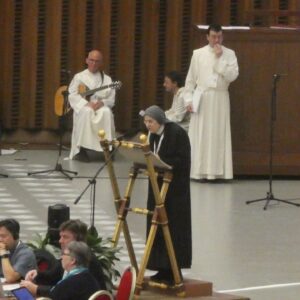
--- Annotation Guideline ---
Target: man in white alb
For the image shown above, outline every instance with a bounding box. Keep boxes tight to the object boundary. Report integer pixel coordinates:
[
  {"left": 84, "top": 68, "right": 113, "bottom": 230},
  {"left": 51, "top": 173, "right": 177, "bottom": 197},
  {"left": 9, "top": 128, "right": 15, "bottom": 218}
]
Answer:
[
  {"left": 68, "top": 49, "right": 115, "bottom": 160},
  {"left": 164, "top": 71, "right": 190, "bottom": 131},
  {"left": 184, "top": 24, "right": 239, "bottom": 180}
]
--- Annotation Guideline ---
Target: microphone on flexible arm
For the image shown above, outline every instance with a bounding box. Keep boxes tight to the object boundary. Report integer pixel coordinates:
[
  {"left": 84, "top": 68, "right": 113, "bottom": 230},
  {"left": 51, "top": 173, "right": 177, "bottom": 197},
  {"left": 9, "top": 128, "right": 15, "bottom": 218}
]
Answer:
[
  {"left": 116, "top": 128, "right": 140, "bottom": 141},
  {"left": 75, "top": 130, "right": 140, "bottom": 206}
]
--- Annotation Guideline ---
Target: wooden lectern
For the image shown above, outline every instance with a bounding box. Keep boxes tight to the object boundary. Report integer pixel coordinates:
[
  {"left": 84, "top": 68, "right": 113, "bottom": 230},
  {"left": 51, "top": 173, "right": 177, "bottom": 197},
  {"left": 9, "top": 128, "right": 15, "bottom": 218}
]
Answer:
[{"left": 99, "top": 130, "right": 184, "bottom": 297}]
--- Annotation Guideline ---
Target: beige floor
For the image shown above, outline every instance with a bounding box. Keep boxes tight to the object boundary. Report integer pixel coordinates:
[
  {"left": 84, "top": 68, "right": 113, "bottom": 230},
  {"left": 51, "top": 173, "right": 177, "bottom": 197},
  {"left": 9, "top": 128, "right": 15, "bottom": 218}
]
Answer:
[{"left": 1, "top": 149, "right": 300, "bottom": 300}]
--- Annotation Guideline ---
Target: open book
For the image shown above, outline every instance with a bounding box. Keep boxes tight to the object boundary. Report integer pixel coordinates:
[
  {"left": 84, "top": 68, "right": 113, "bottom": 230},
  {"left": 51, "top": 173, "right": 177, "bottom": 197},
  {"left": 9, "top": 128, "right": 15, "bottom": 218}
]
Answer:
[{"left": 118, "top": 146, "right": 172, "bottom": 170}]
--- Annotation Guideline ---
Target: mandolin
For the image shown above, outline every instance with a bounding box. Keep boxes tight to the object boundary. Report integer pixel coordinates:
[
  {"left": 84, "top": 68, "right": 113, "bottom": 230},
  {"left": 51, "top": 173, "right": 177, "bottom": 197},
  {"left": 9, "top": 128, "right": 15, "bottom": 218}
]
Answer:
[{"left": 54, "top": 81, "right": 122, "bottom": 116}]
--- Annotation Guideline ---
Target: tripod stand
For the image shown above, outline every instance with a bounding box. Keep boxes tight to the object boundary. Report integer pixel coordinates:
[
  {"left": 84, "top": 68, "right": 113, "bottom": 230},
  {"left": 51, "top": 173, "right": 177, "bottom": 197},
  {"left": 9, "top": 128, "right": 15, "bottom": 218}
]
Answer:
[
  {"left": 74, "top": 145, "right": 117, "bottom": 234},
  {"left": 28, "top": 88, "right": 77, "bottom": 180},
  {"left": 246, "top": 74, "right": 300, "bottom": 210},
  {"left": 0, "top": 125, "right": 8, "bottom": 177}
]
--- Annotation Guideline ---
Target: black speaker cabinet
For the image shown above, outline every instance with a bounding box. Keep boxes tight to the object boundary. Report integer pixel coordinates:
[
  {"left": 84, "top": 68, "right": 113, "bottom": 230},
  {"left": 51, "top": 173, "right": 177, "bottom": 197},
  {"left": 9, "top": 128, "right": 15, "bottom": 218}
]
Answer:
[{"left": 47, "top": 204, "right": 70, "bottom": 246}]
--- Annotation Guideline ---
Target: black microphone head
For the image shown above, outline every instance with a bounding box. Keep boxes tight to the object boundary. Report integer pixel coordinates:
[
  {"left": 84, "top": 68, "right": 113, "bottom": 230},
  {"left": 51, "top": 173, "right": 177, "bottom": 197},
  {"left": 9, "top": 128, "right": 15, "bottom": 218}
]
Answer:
[
  {"left": 61, "top": 69, "right": 71, "bottom": 74},
  {"left": 116, "top": 128, "right": 140, "bottom": 141}
]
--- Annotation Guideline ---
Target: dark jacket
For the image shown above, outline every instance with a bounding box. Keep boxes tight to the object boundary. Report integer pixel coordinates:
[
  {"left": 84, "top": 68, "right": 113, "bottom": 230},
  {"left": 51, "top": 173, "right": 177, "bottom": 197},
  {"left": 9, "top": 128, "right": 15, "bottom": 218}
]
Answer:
[
  {"left": 36, "top": 252, "right": 106, "bottom": 297},
  {"left": 49, "top": 270, "right": 99, "bottom": 300}
]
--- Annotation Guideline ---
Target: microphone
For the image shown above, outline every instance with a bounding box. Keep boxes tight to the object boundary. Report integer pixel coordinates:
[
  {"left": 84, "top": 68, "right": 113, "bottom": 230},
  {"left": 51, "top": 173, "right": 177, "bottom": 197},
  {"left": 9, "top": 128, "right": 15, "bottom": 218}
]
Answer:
[
  {"left": 273, "top": 73, "right": 288, "bottom": 78},
  {"left": 116, "top": 128, "right": 140, "bottom": 141},
  {"left": 61, "top": 69, "right": 71, "bottom": 74}
]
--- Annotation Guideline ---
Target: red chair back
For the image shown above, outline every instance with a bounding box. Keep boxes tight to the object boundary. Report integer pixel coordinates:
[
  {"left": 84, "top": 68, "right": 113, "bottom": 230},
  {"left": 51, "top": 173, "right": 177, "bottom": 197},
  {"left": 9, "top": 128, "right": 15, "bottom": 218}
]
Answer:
[{"left": 115, "top": 266, "right": 136, "bottom": 300}]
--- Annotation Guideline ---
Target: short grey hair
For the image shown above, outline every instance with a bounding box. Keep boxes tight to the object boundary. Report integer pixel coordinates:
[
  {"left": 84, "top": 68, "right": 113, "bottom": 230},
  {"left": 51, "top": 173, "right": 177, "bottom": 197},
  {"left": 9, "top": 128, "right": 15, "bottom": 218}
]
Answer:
[{"left": 66, "top": 241, "right": 91, "bottom": 267}]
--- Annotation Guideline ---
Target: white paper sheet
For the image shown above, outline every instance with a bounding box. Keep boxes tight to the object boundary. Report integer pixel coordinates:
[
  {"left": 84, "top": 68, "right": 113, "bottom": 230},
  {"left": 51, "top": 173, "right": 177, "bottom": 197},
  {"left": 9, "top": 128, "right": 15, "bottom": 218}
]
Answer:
[
  {"left": 1, "top": 149, "right": 18, "bottom": 155},
  {"left": 192, "top": 88, "right": 203, "bottom": 113}
]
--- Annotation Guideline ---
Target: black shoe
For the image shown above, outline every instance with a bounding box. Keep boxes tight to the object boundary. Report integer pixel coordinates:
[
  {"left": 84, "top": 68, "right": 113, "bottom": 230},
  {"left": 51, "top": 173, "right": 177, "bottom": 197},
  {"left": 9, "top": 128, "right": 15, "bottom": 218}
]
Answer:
[
  {"left": 150, "top": 271, "right": 163, "bottom": 282},
  {"left": 74, "top": 148, "right": 90, "bottom": 162},
  {"left": 149, "top": 269, "right": 179, "bottom": 284}
]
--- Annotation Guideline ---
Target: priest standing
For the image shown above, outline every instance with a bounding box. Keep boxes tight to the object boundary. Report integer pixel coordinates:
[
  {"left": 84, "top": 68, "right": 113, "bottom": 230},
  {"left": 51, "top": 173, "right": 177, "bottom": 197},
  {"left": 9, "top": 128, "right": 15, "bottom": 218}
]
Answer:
[{"left": 184, "top": 24, "right": 239, "bottom": 181}]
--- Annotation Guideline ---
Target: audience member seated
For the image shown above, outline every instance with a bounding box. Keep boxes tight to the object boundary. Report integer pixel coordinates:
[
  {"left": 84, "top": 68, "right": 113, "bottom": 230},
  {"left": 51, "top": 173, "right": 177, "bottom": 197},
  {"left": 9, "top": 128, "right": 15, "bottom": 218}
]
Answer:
[
  {"left": 164, "top": 70, "right": 190, "bottom": 131},
  {"left": 50, "top": 241, "right": 100, "bottom": 300},
  {"left": 21, "top": 219, "right": 106, "bottom": 297},
  {"left": 0, "top": 218, "right": 36, "bottom": 283}
]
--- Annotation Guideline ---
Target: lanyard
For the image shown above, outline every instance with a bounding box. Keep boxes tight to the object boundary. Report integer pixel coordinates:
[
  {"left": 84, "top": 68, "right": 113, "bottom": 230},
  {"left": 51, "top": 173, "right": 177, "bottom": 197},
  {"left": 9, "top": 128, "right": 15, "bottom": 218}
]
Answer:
[
  {"left": 153, "top": 133, "right": 164, "bottom": 154},
  {"left": 52, "top": 267, "right": 88, "bottom": 290}
]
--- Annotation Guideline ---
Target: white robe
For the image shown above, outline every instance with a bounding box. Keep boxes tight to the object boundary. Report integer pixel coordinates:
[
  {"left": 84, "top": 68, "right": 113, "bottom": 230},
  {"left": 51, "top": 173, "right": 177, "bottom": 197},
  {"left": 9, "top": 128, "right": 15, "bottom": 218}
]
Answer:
[
  {"left": 165, "top": 87, "right": 190, "bottom": 131},
  {"left": 184, "top": 45, "right": 239, "bottom": 179},
  {"left": 68, "top": 69, "right": 115, "bottom": 159}
]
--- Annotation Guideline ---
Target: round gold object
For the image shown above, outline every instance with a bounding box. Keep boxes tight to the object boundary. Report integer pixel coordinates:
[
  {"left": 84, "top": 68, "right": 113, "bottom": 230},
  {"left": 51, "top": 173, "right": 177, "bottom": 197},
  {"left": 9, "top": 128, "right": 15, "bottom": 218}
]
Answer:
[
  {"left": 139, "top": 134, "right": 147, "bottom": 144},
  {"left": 98, "top": 130, "right": 105, "bottom": 139},
  {"left": 127, "top": 143, "right": 134, "bottom": 148}
]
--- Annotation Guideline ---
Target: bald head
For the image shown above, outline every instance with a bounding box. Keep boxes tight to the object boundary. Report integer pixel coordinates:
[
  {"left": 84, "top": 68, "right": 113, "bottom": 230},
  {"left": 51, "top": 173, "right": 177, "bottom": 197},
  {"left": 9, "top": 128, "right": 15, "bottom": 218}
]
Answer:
[{"left": 86, "top": 50, "right": 103, "bottom": 73}]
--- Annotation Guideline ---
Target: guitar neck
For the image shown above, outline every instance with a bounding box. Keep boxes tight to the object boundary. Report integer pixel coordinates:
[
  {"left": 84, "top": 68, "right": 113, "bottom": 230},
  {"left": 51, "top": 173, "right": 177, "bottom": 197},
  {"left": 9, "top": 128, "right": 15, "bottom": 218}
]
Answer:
[{"left": 80, "top": 84, "right": 112, "bottom": 97}]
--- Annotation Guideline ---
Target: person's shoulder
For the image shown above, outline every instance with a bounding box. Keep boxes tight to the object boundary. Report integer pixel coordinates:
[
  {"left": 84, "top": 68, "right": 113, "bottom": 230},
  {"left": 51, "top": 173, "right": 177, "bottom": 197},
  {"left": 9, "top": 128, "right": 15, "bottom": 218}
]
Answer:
[
  {"left": 13, "top": 241, "right": 35, "bottom": 259},
  {"left": 166, "top": 122, "right": 186, "bottom": 135},
  {"left": 90, "top": 252, "right": 100, "bottom": 265},
  {"left": 222, "top": 45, "right": 236, "bottom": 56},
  {"left": 74, "top": 69, "right": 89, "bottom": 78},
  {"left": 102, "top": 71, "right": 112, "bottom": 81},
  {"left": 72, "top": 270, "right": 98, "bottom": 283},
  {"left": 17, "top": 241, "right": 34, "bottom": 253},
  {"left": 193, "top": 45, "right": 209, "bottom": 55},
  {"left": 176, "top": 87, "right": 185, "bottom": 97}
]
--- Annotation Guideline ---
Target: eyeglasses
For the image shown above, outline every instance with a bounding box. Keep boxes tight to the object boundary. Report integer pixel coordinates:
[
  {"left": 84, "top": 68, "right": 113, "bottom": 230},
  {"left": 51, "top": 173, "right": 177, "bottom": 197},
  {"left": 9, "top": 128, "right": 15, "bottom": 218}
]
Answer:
[{"left": 88, "top": 58, "right": 101, "bottom": 64}]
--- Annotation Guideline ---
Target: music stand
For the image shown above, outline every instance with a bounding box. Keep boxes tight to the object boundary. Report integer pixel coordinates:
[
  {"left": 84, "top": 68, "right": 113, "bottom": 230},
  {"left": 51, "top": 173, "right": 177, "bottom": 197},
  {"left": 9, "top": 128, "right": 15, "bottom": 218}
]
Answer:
[
  {"left": 99, "top": 131, "right": 184, "bottom": 297},
  {"left": 246, "top": 74, "right": 300, "bottom": 210},
  {"left": 28, "top": 77, "right": 77, "bottom": 179}
]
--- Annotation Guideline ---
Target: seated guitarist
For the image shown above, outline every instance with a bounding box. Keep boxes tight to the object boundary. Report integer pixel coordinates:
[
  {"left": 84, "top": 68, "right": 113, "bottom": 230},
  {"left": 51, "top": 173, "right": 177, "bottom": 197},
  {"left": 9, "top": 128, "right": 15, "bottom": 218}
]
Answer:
[{"left": 68, "top": 49, "right": 115, "bottom": 161}]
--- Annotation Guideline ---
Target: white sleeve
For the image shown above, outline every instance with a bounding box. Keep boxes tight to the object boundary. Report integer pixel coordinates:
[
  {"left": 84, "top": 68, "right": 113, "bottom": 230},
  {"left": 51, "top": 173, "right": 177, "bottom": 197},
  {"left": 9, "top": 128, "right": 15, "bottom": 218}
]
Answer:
[
  {"left": 183, "top": 52, "right": 197, "bottom": 106},
  {"left": 169, "top": 92, "right": 188, "bottom": 122},
  {"left": 68, "top": 74, "right": 88, "bottom": 114},
  {"left": 214, "top": 50, "right": 239, "bottom": 83}
]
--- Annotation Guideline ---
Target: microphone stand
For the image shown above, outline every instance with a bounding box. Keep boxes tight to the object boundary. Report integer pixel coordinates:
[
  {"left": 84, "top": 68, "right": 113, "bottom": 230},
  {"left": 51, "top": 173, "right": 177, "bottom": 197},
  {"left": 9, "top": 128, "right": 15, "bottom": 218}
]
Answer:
[
  {"left": 246, "top": 74, "right": 300, "bottom": 210},
  {"left": 0, "top": 150, "right": 8, "bottom": 177},
  {"left": 0, "top": 126, "right": 8, "bottom": 177},
  {"left": 0, "top": 161, "right": 8, "bottom": 178},
  {"left": 28, "top": 72, "right": 77, "bottom": 179},
  {"left": 74, "top": 142, "right": 119, "bottom": 235}
]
